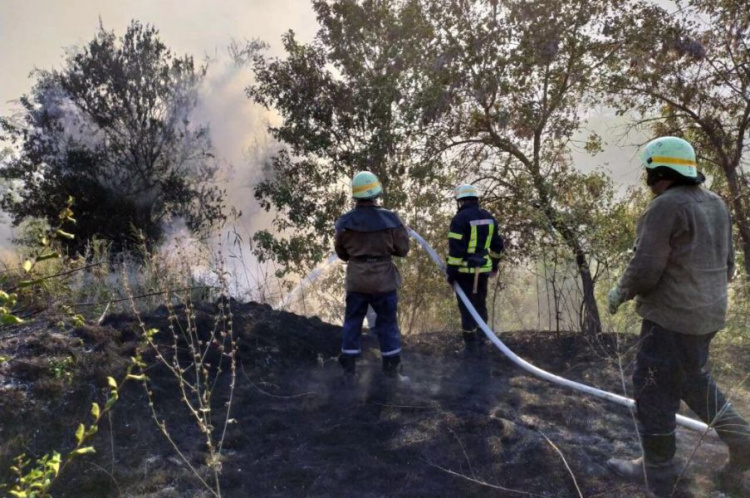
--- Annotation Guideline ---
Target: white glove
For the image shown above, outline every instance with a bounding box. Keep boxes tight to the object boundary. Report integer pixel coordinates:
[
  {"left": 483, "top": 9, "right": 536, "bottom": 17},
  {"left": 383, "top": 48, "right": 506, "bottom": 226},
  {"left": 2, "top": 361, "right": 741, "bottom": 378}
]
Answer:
[{"left": 608, "top": 286, "right": 623, "bottom": 315}]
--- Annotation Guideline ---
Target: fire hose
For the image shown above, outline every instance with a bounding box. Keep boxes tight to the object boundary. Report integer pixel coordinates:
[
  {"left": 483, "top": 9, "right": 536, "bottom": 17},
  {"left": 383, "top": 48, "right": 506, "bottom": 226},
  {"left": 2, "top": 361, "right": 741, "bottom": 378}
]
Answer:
[
  {"left": 406, "top": 228, "right": 710, "bottom": 433},
  {"left": 278, "top": 228, "right": 711, "bottom": 433}
]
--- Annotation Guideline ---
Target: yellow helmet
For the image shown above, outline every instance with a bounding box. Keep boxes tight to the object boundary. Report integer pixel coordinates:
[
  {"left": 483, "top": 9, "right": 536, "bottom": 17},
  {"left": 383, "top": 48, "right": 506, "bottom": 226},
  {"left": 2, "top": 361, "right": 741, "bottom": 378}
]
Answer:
[
  {"left": 351, "top": 171, "right": 383, "bottom": 199},
  {"left": 455, "top": 184, "right": 479, "bottom": 200}
]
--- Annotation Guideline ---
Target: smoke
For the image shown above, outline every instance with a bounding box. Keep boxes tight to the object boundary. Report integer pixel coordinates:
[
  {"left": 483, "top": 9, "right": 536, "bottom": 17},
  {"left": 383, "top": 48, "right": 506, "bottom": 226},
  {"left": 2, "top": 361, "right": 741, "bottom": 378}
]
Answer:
[{"left": 180, "top": 44, "right": 285, "bottom": 299}]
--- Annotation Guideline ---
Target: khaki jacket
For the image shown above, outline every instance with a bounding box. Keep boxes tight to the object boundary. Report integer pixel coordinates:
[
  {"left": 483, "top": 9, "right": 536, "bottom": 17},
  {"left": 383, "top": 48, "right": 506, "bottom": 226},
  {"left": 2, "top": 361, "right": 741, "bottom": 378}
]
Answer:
[
  {"left": 618, "top": 185, "right": 734, "bottom": 335},
  {"left": 334, "top": 201, "right": 410, "bottom": 294}
]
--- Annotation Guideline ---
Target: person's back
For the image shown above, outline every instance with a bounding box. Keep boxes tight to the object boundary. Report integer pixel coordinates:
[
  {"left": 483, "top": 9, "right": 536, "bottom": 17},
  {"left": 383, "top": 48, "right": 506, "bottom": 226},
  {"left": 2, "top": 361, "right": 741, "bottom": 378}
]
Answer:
[
  {"left": 618, "top": 184, "right": 734, "bottom": 335},
  {"left": 335, "top": 201, "right": 409, "bottom": 294},
  {"left": 446, "top": 184, "right": 504, "bottom": 355},
  {"left": 334, "top": 171, "right": 410, "bottom": 382}
]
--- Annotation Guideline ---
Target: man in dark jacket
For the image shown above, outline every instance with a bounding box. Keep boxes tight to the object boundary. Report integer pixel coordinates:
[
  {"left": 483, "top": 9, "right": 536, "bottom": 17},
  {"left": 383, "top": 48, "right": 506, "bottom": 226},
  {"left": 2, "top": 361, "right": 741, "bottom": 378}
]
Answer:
[
  {"left": 334, "top": 171, "right": 410, "bottom": 380},
  {"left": 607, "top": 137, "right": 750, "bottom": 496},
  {"left": 446, "top": 184, "right": 504, "bottom": 355}
]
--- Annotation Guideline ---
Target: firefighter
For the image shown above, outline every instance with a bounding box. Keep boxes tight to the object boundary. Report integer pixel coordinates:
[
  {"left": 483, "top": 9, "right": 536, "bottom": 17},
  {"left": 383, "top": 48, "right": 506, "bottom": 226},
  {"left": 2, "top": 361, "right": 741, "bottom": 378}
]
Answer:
[
  {"left": 446, "top": 184, "right": 504, "bottom": 356},
  {"left": 607, "top": 137, "right": 750, "bottom": 496},
  {"left": 334, "top": 171, "right": 410, "bottom": 381}
]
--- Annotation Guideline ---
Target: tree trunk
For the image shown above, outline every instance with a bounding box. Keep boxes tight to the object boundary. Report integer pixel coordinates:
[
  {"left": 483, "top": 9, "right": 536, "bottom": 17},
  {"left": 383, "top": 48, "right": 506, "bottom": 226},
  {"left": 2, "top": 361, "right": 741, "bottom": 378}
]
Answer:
[
  {"left": 724, "top": 164, "right": 750, "bottom": 277},
  {"left": 574, "top": 247, "right": 602, "bottom": 338}
]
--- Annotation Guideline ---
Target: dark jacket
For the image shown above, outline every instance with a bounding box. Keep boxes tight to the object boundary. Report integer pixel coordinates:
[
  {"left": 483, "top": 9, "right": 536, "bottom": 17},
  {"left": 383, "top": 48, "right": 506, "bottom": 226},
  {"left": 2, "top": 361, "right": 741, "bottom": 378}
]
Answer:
[
  {"left": 446, "top": 201, "right": 504, "bottom": 277},
  {"left": 617, "top": 185, "right": 734, "bottom": 335},
  {"left": 334, "top": 201, "right": 410, "bottom": 293}
]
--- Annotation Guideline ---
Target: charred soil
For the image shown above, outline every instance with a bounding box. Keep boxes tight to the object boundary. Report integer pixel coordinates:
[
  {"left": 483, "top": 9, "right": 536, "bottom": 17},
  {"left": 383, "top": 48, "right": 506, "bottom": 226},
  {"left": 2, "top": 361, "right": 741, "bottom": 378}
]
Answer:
[{"left": 1, "top": 301, "right": 748, "bottom": 497}]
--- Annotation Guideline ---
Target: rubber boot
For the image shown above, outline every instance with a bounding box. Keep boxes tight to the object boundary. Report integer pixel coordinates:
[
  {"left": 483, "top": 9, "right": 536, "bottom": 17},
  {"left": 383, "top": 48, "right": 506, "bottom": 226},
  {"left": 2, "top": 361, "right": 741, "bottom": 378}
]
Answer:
[
  {"left": 714, "top": 407, "right": 750, "bottom": 494},
  {"left": 382, "top": 354, "right": 401, "bottom": 378},
  {"left": 607, "top": 434, "right": 677, "bottom": 497},
  {"left": 338, "top": 354, "right": 357, "bottom": 386}
]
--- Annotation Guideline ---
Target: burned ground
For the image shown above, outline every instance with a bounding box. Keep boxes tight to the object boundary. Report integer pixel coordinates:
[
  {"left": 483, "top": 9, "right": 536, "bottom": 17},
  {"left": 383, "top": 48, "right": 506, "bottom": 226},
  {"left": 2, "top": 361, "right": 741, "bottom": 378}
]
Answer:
[{"left": 0, "top": 301, "right": 748, "bottom": 497}]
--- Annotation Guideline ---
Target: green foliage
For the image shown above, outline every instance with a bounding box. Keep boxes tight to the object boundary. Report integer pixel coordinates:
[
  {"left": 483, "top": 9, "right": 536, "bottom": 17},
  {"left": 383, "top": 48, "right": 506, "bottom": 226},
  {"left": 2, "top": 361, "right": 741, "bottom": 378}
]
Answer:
[
  {"left": 0, "top": 197, "right": 80, "bottom": 329},
  {"left": 0, "top": 20, "right": 226, "bottom": 256},
  {"left": 250, "top": 0, "right": 628, "bottom": 336},
  {"left": 607, "top": 0, "right": 750, "bottom": 276},
  {"left": 47, "top": 356, "right": 74, "bottom": 383},
  {"left": 3, "top": 376, "right": 125, "bottom": 497}
]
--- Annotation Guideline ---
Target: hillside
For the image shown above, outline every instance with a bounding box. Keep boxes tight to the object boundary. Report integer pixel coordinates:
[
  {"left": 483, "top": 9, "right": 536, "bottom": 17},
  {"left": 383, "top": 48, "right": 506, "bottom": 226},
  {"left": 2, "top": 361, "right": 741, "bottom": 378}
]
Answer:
[{"left": 1, "top": 301, "right": 748, "bottom": 497}]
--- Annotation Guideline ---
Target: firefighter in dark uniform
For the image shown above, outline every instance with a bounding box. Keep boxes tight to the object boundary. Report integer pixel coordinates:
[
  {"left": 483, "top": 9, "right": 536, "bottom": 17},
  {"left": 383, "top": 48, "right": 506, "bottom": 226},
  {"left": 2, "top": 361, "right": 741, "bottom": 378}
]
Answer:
[{"left": 446, "top": 184, "right": 504, "bottom": 355}]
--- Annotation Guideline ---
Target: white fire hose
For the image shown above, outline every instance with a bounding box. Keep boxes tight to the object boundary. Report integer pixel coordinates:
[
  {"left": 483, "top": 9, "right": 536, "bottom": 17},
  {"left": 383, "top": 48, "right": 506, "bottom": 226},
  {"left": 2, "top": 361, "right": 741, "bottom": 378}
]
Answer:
[
  {"left": 277, "top": 228, "right": 711, "bottom": 433},
  {"left": 406, "top": 229, "right": 710, "bottom": 433}
]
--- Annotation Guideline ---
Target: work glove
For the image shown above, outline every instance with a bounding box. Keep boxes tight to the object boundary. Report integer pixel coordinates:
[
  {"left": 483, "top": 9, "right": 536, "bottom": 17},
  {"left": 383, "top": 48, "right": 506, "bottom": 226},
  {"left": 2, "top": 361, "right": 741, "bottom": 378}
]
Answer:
[{"left": 608, "top": 286, "right": 623, "bottom": 315}]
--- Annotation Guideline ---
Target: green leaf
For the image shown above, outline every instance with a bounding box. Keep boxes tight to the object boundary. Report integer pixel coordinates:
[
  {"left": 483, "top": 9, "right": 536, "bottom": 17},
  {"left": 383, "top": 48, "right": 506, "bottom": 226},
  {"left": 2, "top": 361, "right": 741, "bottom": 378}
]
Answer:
[
  {"left": 1, "top": 314, "right": 24, "bottom": 325},
  {"left": 91, "top": 402, "right": 100, "bottom": 419},
  {"left": 107, "top": 376, "right": 117, "bottom": 389},
  {"left": 22, "top": 260, "right": 32, "bottom": 273},
  {"left": 75, "top": 423, "right": 85, "bottom": 445},
  {"left": 35, "top": 252, "right": 60, "bottom": 262},
  {"left": 55, "top": 229, "right": 75, "bottom": 240},
  {"left": 126, "top": 374, "right": 147, "bottom": 381},
  {"left": 0, "top": 290, "right": 10, "bottom": 302},
  {"left": 17, "top": 279, "right": 45, "bottom": 289},
  {"left": 70, "top": 446, "right": 96, "bottom": 456}
]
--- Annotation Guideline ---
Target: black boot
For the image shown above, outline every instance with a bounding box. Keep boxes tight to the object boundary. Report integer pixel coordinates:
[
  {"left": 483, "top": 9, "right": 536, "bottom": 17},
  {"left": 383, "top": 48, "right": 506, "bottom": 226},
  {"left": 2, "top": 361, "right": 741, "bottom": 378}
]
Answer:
[
  {"left": 713, "top": 405, "right": 750, "bottom": 493},
  {"left": 338, "top": 354, "right": 356, "bottom": 380},
  {"left": 607, "top": 434, "right": 677, "bottom": 498},
  {"left": 382, "top": 354, "right": 401, "bottom": 378}
]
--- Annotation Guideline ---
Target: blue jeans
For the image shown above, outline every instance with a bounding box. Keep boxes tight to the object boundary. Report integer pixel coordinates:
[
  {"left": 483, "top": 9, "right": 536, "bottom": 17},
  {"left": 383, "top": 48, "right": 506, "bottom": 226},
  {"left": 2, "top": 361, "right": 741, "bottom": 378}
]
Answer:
[{"left": 341, "top": 290, "right": 401, "bottom": 357}]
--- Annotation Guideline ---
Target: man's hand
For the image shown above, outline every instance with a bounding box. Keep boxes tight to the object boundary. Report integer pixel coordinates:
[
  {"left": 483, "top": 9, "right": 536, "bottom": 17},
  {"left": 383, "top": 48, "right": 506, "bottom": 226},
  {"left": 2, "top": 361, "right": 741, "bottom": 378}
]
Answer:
[
  {"left": 490, "top": 270, "right": 498, "bottom": 278},
  {"left": 608, "top": 286, "right": 623, "bottom": 315}
]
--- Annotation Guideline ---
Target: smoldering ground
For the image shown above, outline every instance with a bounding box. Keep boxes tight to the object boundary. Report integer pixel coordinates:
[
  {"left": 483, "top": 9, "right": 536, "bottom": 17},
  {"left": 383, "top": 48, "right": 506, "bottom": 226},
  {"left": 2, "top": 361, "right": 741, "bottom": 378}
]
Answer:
[{"left": 1, "top": 300, "right": 746, "bottom": 497}]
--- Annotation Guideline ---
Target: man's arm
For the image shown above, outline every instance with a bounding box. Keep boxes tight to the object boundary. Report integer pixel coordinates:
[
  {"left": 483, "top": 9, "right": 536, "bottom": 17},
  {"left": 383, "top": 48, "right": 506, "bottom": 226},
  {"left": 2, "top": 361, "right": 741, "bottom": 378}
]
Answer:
[
  {"left": 393, "top": 225, "right": 410, "bottom": 257},
  {"left": 334, "top": 228, "right": 350, "bottom": 262},
  {"left": 489, "top": 218, "right": 505, "bottom": 271},
  {"left": 617, "top": 199, "right": 680, "bottom": 300},
  {"left": 446, "top": 215, "right": 467, "bottom": 276}
]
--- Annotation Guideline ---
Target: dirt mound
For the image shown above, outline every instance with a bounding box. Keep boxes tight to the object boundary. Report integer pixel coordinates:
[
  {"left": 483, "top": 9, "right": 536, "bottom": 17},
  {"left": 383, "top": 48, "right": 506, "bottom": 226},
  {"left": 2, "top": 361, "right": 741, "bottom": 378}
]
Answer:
[{"left": 1, "top": 302, "right": 748, "bottom": 497}]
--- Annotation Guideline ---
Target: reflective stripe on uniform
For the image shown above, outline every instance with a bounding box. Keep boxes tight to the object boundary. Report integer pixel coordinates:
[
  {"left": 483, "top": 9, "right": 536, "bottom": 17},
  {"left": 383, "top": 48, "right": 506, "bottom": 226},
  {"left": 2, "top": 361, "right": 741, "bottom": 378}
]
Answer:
[
  {"left": 341, "top": 348, "right": 362, "bottom": 354},
  {"left": 447, "top": 256, "right": 467, "bottom": 266},
  {"left": 448, "top": 232, "right": 463, "bottom": 240},
  {"left": 470, "top": 219, "right": 494, "bottom": 226},
  {"left": 489, "top": 249, "right": 502, "bottom": 258},
  {"left": 468, "top": 225, "right": 477, "bottom": 253},
  {"left": 381, "top": 348, "right": 401, "bottom": 357},
  {"left": 458, "top": 266, "right": 492, "bottom": 273},
  {"left": 485, "top": 222, "right": 494, "bottom": 250}
]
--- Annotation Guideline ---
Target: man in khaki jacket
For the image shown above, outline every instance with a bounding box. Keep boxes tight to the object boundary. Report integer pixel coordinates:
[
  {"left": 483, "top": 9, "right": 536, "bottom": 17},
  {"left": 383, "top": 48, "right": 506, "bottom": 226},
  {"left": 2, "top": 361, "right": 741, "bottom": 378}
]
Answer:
[
  {"left": 334, "top": 171, "right": 410, "bottom": 381},
  {"left": 607, "top": 136, "right": 750, "bottom": 496}
]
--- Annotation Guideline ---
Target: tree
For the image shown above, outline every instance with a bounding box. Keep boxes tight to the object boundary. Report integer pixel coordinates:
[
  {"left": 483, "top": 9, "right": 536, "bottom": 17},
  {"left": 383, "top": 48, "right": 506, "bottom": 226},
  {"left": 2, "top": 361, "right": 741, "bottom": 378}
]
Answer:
[
  {"left": 248, "top": 0, "right": 446, "bottom": 276},
  {"left": 409, "top": 0, "right": 624, "bottom": 336},
  {"left": 250, "top": 0, "right": 626, "bottom": 337},
  {"left": 0, "top": 21, "right": 225, "bottom": 255},
  {"left": 608, "top": 0, "right": 750, "bottom": 277}
]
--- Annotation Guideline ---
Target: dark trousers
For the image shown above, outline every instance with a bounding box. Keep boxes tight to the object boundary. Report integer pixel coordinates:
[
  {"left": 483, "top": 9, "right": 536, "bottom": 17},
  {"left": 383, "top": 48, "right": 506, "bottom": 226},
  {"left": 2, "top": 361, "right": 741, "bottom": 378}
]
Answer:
[
  {"left": 341, "top": 290, "right": 401, "bottom": 357},
  {"left": 634, "top": 319, "right": 750, "bottom": 462},
  {"left": 453, "top": 273, "right": 489, "bottom": 332}
]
